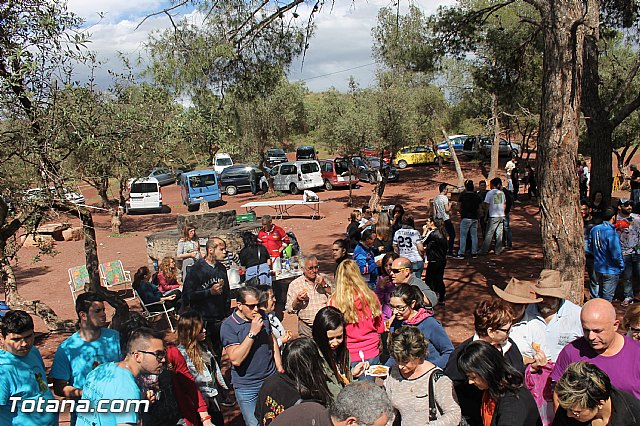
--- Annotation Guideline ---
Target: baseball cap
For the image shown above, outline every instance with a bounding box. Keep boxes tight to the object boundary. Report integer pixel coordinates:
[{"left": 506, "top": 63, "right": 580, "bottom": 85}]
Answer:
[{"left": 619, "top": 197, "right": 632, "bottom": 207}]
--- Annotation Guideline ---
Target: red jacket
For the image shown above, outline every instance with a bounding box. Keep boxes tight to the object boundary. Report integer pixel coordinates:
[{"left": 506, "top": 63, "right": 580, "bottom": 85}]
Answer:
[
  {"left": 257, "top": 225, "right": 290, "bottom": 258},
  {"left": 166, "top": 344, "right": 208, "bottom": 426}
]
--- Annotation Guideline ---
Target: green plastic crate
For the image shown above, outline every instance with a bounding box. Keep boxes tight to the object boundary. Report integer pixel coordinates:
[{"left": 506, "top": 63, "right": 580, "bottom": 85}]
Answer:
[{"left": 236, "top": 211, "right": 256, "bottom": 223}]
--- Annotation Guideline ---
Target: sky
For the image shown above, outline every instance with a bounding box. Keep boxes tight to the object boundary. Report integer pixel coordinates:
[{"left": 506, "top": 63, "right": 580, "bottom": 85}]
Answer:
[{"left": 67, "top": 0, "right": 457, "bottom": 93}]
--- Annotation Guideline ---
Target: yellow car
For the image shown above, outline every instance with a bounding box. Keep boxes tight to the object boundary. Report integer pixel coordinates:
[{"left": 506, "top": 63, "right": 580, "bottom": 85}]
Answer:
[{"left": 394, "top": 145, "right": 451, "bottom": 169}]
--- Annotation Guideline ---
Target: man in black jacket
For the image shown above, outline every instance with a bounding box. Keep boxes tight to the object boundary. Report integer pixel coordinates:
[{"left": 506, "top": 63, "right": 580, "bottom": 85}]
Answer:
[{"left": 183, "top": 236, "right": 231, "bottom": 363}]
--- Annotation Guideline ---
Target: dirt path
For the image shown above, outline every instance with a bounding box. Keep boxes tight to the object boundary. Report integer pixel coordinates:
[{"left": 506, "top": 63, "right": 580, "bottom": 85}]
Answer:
[{"left": 12, "top": 155, "right": 548, "bottom": 424}]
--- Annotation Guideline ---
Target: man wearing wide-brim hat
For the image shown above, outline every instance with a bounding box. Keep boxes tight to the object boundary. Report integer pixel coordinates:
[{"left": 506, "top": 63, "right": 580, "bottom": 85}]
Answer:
[{"left": 513, "top": 270, "right": 583, "bottom": 369}]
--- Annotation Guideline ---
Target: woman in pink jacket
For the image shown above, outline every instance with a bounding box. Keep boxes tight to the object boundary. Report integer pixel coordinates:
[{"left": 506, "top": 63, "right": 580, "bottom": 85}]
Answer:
[{"left": 330, "top": 259, "right": 384, "bottom": 379}]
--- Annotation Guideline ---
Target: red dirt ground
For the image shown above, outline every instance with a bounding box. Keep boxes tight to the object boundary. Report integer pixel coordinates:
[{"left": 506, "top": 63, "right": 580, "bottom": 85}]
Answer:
[{"left": 6, "top": 155, "right": 597, "bottom": 424}]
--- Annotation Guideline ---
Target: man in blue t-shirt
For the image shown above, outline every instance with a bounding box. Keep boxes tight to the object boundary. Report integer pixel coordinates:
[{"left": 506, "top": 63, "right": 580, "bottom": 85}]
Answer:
[
  {"left": 0, "top": 310, "right": 58, "bottom": 426},
  {"left": 221, "top": 286, "right": 282, "bottom": 426},
  {"left": 51, "top": 292, "right": 121, "bottom": 425},
  {"left": 76, "top": 327, "right": 165, "bottom": 426}
]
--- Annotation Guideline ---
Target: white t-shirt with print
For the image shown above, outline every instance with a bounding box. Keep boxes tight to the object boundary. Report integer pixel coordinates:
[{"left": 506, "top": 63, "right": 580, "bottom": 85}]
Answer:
[
  {"left": 393, "top": 227, "right": 422, "bottom": 262},
  {"left": 433, "top": 194, "right": 450, "bottom": 221},
  {"left": 484, "top": 188, "right": 506, "bottom": 218}
]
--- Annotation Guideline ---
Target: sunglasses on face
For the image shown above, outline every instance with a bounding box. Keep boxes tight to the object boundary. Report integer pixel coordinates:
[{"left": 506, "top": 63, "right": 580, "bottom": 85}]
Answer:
[
  {"left": 390, "top": 267, "right": 410, "bottom": 274},
  {"left": 390, "top": 305, "right": 409, "bottom": 312},
  {"left": 241, "top": 303, "right": 260, "bottom": 310},
  {"left": 136, "top": 350, "right": 166, "bottom": 362}
]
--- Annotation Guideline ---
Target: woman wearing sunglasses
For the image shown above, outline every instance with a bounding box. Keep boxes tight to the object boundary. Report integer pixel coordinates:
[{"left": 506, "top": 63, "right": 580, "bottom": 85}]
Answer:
[
  {"left": 623, "top": 304, "right": 640, "bottom": 342},
  {"left": 177, "top": 311, "right": 227, "bottom": 426},
  {"left": 388, "top": 284, "right": 453, "bottom": 369}
]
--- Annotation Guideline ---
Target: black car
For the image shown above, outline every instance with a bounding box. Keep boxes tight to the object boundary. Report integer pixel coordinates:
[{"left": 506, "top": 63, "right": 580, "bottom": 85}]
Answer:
[
  {"left": 219, "top": 164, "right": 264, "bottom": 195},
  {"left": 296, "top": 145, "right": 317, "bottom": 160},
  {"left": 344, "top": 156, "right": 399, "bottom": 183},
  {"left": 264, "top": 148, "right": 288, "bottom": 168}
]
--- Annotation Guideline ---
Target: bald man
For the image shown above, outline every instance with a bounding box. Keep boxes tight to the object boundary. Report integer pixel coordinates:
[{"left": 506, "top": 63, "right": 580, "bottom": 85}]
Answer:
[
  {"left": 389, "top": 257, "right": 438, "bottom": 307},
  {"left": 551, "top": 299, "right": 640, "bottom": 398}
]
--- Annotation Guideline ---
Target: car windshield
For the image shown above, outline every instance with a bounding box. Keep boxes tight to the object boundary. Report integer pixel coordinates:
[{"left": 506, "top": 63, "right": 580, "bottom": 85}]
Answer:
[
  {"left": 268, "top": 150, "right": 286, "bottom": 156},
  {"left": 216, "top": 158, "right": 233, "bottom": 166},
  {"left": 130, "top": 183, "right": 158, "bottom": 193},
  {"left": 300, "top": 162, "right": 319, "bottom": 173},
  {"left": 189, "top": 174, "right": 217, "bottom": 188}
]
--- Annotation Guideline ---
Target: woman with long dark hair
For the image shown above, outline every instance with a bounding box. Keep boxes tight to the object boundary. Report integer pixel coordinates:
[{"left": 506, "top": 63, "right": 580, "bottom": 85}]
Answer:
[
  {"left": 312, "top": 306, "right": 368, "bottom": 399},
  {"left": 391, "top": 204, "right": 405, "bottom": 235},
  {"left": 255, "top": 337, "right": 333, "bottom": 425},
  {"left": 588, "top": 190, "right": 607, "bottom": 221},
  {"left": 133, "top": 266, "right": 180, "bottom": 311},
  {"left": 239, "top": 231, "right": 272, "bottom": 286},
  {"left": 375, "top": 211, "right": 394, "bottom": 253},
  {"left": 376, "top": 252, "right": 399, "bottom": 321},
  {"left": 457, "top": 340, "right": 541, "bottom": 426},
  {"left": 388, "top": 284, "right": 453, "bottom": 369},
  {"left": 331, "top": 239, "right": 351, "bottom": 270}
]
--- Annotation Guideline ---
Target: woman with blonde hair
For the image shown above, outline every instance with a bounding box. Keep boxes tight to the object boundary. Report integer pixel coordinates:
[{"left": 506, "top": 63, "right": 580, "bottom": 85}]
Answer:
[
  {"left": 157, "top": 256, "right": 181, "bottom": 293},
  {"left": 177, "top": 225, "right": 202, "bottom": 280},
  {"left": 330, "top": 259, "right": 385, "bottom": 377},
  {"left": 177, "top": 311, "right": 227, "bottom": 425}
]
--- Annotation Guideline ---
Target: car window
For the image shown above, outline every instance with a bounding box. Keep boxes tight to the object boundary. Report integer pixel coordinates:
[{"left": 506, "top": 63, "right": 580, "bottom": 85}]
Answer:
[
  {"left": 353, "top": 158, "right": 364, "bottom": 168},
  {"left": 321, "top": 162, "right": 332, "bottom": 173},
  {"left": 300, "top": 162, "right": 319, "bottom": 174},
  {"left": 401, "top": 148, "right": 410, "bottom": 154},
  {"left": 216, "top": 158, "right": 233, "bottom": 166},
  {"left": 130, "top": 183, "right": 158, "bottom": 193},
  {"left": 280, "top": 165, "right": 296, "bottom": 175},
  {"left": 415, "top": 146, "right": 427, "bottom": 153},
  {"left": 335, "top": 160, "right": 349, "bottom": 175},
  {"left": 189, "top": 174, "right": 217, "bottom": 188},
  {"left": 500, "top": 140, "right": 508, "bottom": 146},
  {"left": 370, "top": 159, "right": 381, "bottom": 168}
]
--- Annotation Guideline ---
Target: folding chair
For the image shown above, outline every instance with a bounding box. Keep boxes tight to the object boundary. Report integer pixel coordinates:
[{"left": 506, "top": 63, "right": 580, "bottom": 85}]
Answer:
[
  {"left": 133, "top": 289, "right": 175, "bottom": 332},
  {"left": 99, "top": 260, "right": 134, "bottom": 300},
  {"left": 67, "top": 265, "right": 89, "bottom": 302}
]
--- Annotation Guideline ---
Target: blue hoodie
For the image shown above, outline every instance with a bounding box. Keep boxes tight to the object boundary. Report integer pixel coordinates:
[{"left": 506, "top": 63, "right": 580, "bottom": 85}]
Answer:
[{"left": 589, "top": 221, "right": 624, "bottom": 274}]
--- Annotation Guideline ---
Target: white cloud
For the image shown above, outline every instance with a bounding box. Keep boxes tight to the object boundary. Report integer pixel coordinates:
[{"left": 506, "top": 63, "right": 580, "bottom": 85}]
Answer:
[{"left": 66, "top": 0, "right": 457, "bottom": 92}]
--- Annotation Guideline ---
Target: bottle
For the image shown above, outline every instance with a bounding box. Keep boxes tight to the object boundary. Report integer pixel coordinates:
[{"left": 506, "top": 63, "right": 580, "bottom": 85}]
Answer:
[{"left": 285, "top": 258, "right": 291, "bottom": 271}]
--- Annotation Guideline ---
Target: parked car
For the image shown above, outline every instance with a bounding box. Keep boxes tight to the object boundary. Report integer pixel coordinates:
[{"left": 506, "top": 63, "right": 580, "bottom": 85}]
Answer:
[
  {"left": 394, "top": 145, "right": 450, "bottom": 169},
  {"left": 264, "top": 148, "right": 288, "bottom": 168},
  {"left": 219, "top": 164, "right": 264, "bottom": 195},
  {"left": 25, "top": 187, "right": 85, "bottom": 205},
  {"left": 180, "top": 170, "right": 222, "bottom": 211},
  {"left": 260, "top": 160, "right": 323, "bottom": 194},
  {"left": 436, "top": 134, "right": 470, "bottom": 152},
  {"left": 349, "top": 156, "right": 399, "bottom": 183},
  {"left": 463, "top": 136, "right": 521, "bottom": 159},
  {"left": 362, "top": 146, "right": 392, "bottom": 160},
  {"left": 318, "top": 158, "right": 359, "bottom": 190},
  {"left": 296, "top": 145, "right": 317, "bottom": 161},
  {"left": 126, "top": 177, "right": 162, "bottom": 214},
  {"left": 148, "top": 167, "right": 176, "bottom": 186},
  {"left": 213, "top": 153, "right": 234, "bottom": 174}
]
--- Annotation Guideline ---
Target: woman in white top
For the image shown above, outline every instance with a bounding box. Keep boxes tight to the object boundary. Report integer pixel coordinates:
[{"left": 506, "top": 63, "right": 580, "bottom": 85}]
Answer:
[
  {"left": 176, "top": 225, "right": 202, "bottom": 280},
  {"left": 384, "top": 326, "right": 461, "bottom": 426},
  {"left": 393, "top": 215, "right": 425, "bottom": 278}
]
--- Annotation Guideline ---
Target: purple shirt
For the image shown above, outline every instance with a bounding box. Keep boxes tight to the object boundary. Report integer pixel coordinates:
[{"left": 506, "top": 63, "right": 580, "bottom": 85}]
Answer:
[{"left": 551, "top": 335, "right": 640, "bottom": 398}]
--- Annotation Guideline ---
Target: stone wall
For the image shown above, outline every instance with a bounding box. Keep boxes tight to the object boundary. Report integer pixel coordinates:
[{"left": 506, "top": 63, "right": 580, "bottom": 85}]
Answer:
[
  {"left": 176, "top": 210, "right": 237, "bottom": 236},
  {"left": 146, "top": 222, "right": 262, "bottom": 269}
]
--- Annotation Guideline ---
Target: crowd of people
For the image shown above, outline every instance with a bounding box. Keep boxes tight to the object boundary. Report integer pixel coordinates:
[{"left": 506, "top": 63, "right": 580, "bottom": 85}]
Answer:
[{"left": 1, "top": 175, "right": 640, "bottom": 426}]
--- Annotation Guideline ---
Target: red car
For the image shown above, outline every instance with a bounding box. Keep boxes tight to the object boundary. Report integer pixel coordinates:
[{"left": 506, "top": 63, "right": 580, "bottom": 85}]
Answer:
[
  {"left": 362, "top": 146, "right": 392, "bottom": 163},
  {"left": 318, "top": 159, "right": 359, "bottom": 190}
]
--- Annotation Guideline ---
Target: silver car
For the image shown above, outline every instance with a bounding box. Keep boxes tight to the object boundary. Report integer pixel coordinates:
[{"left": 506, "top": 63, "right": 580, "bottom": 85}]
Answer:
[{"left": 260, "top": 160, "right": 324, "bottom": 194}]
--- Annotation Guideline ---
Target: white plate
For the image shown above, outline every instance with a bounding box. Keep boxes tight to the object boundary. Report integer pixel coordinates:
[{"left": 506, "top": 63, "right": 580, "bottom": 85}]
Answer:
[{"left": 366, "top": 365, "right": 390, "bottom": 377}]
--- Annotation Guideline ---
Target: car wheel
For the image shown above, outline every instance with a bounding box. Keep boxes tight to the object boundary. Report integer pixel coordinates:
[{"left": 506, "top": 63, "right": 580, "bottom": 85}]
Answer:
[
  {"left": 397, "top": 160, "right": 408, "bottom": 169},
  {"left": 225, "top": 185, "right": 237, "bottom": 196},
  {"left": 290, "top": 183, "right": 299, "bottom": 195},
  {"left": 324, "top": 180, "right": 333, "bottom": 190},
  {"left": 187, "top": 204, "right": 196, "bottom": 212},
  {"left": 511, "top": 149, "right": 519, "bottom": 157},
  {"left": 261, "top": 182, "right": 268, "bottom": 192},
  {"left": 368, "top": 173, "right": 377, "bottom": 184},
  {"left": 436, "top": 156, "right": 443, "bottom": 167}
]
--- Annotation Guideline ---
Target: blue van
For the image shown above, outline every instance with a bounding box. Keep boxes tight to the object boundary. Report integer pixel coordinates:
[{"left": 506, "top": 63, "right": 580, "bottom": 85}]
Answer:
[{"left": 180, "top": 170, "right": 222, "bottom": 211}]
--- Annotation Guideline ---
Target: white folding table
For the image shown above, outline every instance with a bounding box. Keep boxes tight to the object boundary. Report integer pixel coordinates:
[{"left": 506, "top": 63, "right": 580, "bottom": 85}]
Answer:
[{"left": 241, "top": 199, "right": 323, "bottom": 220}]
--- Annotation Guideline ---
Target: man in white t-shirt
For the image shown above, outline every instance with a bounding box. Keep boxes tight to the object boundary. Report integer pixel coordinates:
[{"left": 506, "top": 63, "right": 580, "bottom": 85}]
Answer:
[
  {"left": 432, "top": 183, "right": 456, "bottom": 256},
  {"left": 480, "top": 177, "right": 506, "bottom": 255},
  {"left": 393, "top": 215, "right": 424, "bottom": 278}
]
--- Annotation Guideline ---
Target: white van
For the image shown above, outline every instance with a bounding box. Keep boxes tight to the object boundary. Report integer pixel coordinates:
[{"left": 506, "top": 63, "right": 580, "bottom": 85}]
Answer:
[
  {"left": 125, "top": 177, "right": 163, "bottom": 214},
  {"left": 261, "top": 160, "right": 323, "bottom": 194},
  {"left": 213, "top": 153, "right": 233, "bottom": 174}
]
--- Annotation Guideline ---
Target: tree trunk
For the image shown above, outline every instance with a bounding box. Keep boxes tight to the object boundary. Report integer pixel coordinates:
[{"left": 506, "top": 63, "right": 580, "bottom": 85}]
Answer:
[
  {"left": 98, "top": 177, "right": 110, "bottom": 208},
  {"left": 534, "top": 0, "right": 587, "bottom": 305},
  {"left": 488, "top": 93, "right": 501, "bottom": 180},
  {"left": 441, "top": 129, "right": 465, "bottom": 187},
  {"left": 3, "top": 263, "right": 76, "bottom": 332}
]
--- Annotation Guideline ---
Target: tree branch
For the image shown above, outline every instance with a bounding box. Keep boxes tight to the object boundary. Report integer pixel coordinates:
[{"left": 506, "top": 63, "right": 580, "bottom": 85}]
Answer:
[
  {"left": 609, "top": 53, "right": 640, "bottom": 113},
  {"left": 136, "top": 0, "right": 190, "bottom": 30}
]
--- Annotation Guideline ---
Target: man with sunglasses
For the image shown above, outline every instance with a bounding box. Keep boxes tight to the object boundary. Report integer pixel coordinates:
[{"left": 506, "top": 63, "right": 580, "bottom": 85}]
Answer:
[
  {"left": 286, "top": 255, "right": 333, "bottom": 337},
  {"left": 389, "top": 257, "right": 438, "bottom": 308},
  {"left": 77, "top": 327, "right": 165, "bottom": 426},
  {"left": 221, "top": 286, "right": 282, "bottom": 426}
]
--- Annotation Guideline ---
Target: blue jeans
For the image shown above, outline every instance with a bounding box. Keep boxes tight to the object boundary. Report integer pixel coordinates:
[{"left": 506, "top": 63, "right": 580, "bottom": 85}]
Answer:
[
  {"left": 632, "top": 189, "right": 640, "bottom": 206},
  {"left": 351, "top": 355, "right": 380, "bottom": 382},
  {"left": 480, "top": 217, "right": 504, "bottom": 255},
  {"left": 621, "top": 254, "right": 640, "bottom": 299},
  {"left": 235, "top": 382, "right": 263, "bottom": 426},
  {"left": 412, "top": 260, "right": 425, "bottom": 279},
  {"left": 592, "top": 272, "right": 619, "bottom": 302},
  {"left": 503, "top": 214, "right": 512, "bottom": 248},
  {"left": 458, "top": 218, "right": 478, "bottom": 255}
]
